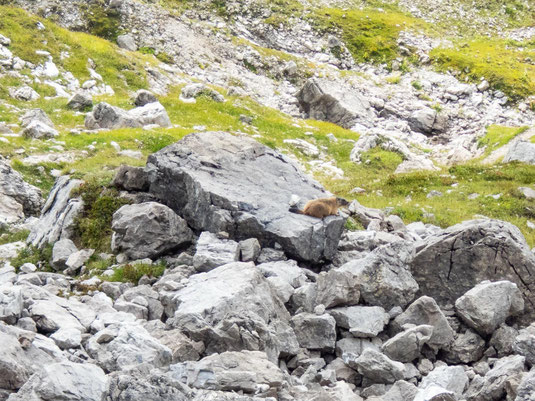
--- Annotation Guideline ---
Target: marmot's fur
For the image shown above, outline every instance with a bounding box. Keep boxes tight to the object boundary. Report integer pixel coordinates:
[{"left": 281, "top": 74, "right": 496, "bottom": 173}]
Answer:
[{"left": 290, "top": 197, "right": 348, "bottom": 218}]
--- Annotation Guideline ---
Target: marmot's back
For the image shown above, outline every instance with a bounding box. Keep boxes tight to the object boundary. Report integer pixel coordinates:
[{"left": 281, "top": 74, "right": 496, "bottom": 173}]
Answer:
[{"left": 302, "top": 197, "right": 338, "bottom": 218}]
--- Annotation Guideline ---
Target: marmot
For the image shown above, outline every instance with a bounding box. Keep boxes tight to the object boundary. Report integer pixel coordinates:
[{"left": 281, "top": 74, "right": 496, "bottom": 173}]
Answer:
[{"left": 290, "top": 196, "right": 348, "bottom": 218}]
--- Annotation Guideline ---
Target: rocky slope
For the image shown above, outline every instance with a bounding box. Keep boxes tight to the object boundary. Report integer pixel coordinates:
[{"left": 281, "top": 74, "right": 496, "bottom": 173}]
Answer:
[{"left": 1, "top": 0, "right": 535, "bottom": 400}]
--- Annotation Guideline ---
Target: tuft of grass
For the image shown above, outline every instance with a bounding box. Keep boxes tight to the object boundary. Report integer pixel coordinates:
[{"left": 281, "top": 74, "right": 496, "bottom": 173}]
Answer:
[
  {"left": 82, "top": 0, "right": 122, "bottom": 41},
  {"left": 72, "top": 179, "right": 131, "bottom": 252},
  {"left": 107, "top": 262, "right": 166, "bottom": 284},
  {"left": 0, "top": 229, "right": 29, "bottom": 246},
  {"left": 11, "top": 244, "right": 53, "bottom": 271}
]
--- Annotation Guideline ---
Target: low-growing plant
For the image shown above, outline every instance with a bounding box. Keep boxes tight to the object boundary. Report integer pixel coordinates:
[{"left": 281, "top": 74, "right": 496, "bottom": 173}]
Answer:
[{"left": 107, "top": 262, "right": 166, "bottom": 284}]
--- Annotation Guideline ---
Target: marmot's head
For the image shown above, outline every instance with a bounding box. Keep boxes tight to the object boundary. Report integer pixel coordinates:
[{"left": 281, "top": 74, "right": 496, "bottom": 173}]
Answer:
[{"left": 336, "top": 197, "right": 349, "bottom": 207}]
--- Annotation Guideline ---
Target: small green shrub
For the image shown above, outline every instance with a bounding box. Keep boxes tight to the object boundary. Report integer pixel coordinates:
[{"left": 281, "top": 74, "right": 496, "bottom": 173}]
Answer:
[
  {"left": 83, "top": 1, "right": 122, "bottom": 41},
  {"left": 11, "top": 244, "right": 53, "bottom": 271},
  {"left": 107, "top": 262, "right": 166, "bottom": 284}
]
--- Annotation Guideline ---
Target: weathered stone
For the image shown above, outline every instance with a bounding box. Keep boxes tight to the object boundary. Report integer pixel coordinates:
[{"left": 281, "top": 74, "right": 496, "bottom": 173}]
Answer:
[
  {"left": 504, "top": 140, "right": 535, "bottom": 165},
  {"left": 117, "top": 33, "right": 137, "bottom": 51},
  {"left": 408, "top": 108, "right": 447, "bottom": 134},
  {"left": 339, "top": 241, "right": 418, "bottom": 309},
  {"left": 7, "top": 361, "right": 108, "bottom": 401},
  {"left": 192, "top": 232, "right": 240, "bottom": 272},
  {"left": 67, "top": 91, "right": 93, "bottom": 110},
  {"left": 169, "top": 351, "right": 283, "bottom": 394},
  {"left": 85, "top": 102, "right": 171, "bottom": 129},
  {"left": 329, "top": 306, "right": 389, "bottom": 337},
  {"left": 111, "top": 202, "right": 193, "bottom": 260},
  {"left": 516, "top": 369, "right": 535, "bottom": 401},
  {"left": 87, "top": 322, "right": 172, "bottom": 372},
  {"left": 443, "top": 329, "right": 486, "bottom": 364},
  {"left": 513, "top": 323, "right": 535, "bottom": 366},
  {"left": 65, "top": 249, "right": 94, "bottom": 271},
  {"left": 411, "top": 219, "right": 535, "bottom": 313},
  {"left": 297, "top": 78, "right": 374, "bottom": 129},
  {"left": 180, "top": 83, "right": 224, "bottom": 102},
  {"left": 354, "top": 349, "right": 405, "bottom": 384},
  {"left": 382, "top": 325, "right": 433, "bottom": 362},
  {"left": 22, "top": 120, "right": 59, "bottom": 139},
  {"left": 134, "top": 89, "right": 157, "bottom": 107},
  {"left": 239, "top": 238, "right": 261, "bottom": 262},
  {"left": 51, "top": 239, "right": 79, "bottom": 271},
  {"left": 112, "top": 165, "right": 149, "bottom": 192},
  {"left": 291, "top": 312, "right": 336, "bottom": 351},
  {"left": 455, "top": 280, "right": 524, "bottom": 335},
  {"left": 146, "top": 132, "right": 345, "bottom": 263},
  {"left": 9, "top": 85, "right": 39, "bottom": 101},
  {"left": 167, "top": 262, "right": 296, "bottom": 360},
  {"left": 50, "top": 327, "right": 82, "bottom": 349},
  {"left": 27, "top": 176, "right": 83, "bottom": 249},
  {"left": 490, "top": 324, "right": 518, "bottom": 357},
  {"left": 393, "top": 296, "right": 454, "bottom": 351},
  {"left": 465, "top": 355, "right": 526, "bottom": 401},
  {"left": 0, "top": 284, "right": 22, "bottom": 324},
  {"left": 413, "top": 385, "right": 456, "bottom": 401},
  {"left": 420, "top": 365, "right": 469, "bottom": 398},
  {"left": 0, "top": 159, "right": 43, "bottom": 220},
  {"left": 315, "top": 269, "right": 360, "bottom": 308}
]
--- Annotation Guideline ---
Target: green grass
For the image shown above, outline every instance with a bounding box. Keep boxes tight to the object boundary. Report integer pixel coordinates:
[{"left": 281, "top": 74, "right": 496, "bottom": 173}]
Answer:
[
  {"left": 10, "top": 245, "right": 53, "bottom": 271},
  {"left": 310, "top": 7, "right": 428, "bottom": 64},
  {"left": 431, "top": 39, "right": 535, "bottom": 99},
  {"left": 478, "top": 125, "right": 530, "bottom": 156},
  {"left": 0, "top": 229, "right": 29, "bottom": 246},
  {"left": 106, "top": 262, "right": 166, "bottom": 284}
]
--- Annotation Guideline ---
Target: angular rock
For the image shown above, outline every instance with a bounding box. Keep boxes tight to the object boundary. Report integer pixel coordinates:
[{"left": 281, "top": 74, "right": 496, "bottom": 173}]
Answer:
[
  {"left": 464, "top": 355, "right": 526, "bottom": 401},
  {"left": 315, "top": 269, "right": 360, "bottom": 308},
  {"left": 146, "top": 132, "right": 346, "bottom": 263},
  {"left": 28, "top": 176, "right": 83, "bottom": 249},
  {"left": 67, "top": 91, "right": 93, "bottom": 110},
  {"left": 297, "top": 78, "right": 374, "bottom": 129},
  {"left": 22, "top": 120, "right": 59, "bottom": 139},
  {"left": 134, "top": 89, "right": 157, "bottom": 107},
  {"left": 6, "top": 361, "right": 108, "bottom": 401},
  {"left": 444, "top": 329, "right": 485, "bottom": 364},
  {"left": 20, "top": 109, "right": 53, "bottom": 129},
  {"left": 455, "top": 280, "right": 524, "bottom": 335},
  {"left": 239, "top": 238, "right": 261, "bottom": 262},
  {"left": 0, "top": 284, "right": 22, "bottom": 324},
  {"left": 516, "top": 369, "right": 535, "bottom": 401},
  {"left": 65, "top": 249, "right": 94, "bottom": 271},
  {"left": 169, "top": 350, "right": 283, "bottom": 394},
  {"left": 513, "top": 323, "right": 535, "bottom": 366},
  {"left": 51, "top": 239, "right": 79, "bottom": 271},
  {"left": 490, "top": 324, "right": 518, "bottom": 357},
  {"left": 504, "top": 140, "right": 535, "bottom": 165},
  {"left": 291, "top": 312, "right": 336, "bottom": 351},
  {"left": 112, "top": 165, "right": 149, "bottom": 192},
  {"left": 0, "top": 159, "right": 43, "bottom": 219},
  {"left": 167, "top": 262, "right": 296, "bottom": 360},
  {"left": 382, "top": 325, "right": 433, "bottom": 362},
  {"left": 420, "top": 365, "right": 469, "bottom": 398},
  {"left": 9, "top": 85, "right": 39, "bottom": 101},
  {"left": 117, "top": 33, "right": 137, "bottom": 51},
  {"left": 87, "top": 322, "right": 172, "bottom": 372},
  {"left": 192, "top": 231, "right": 240, "bottom": 272},
  {"left": 111, "top": 202, "right": 193, "bottom": 260},
  {"left": 393, "top": 296, "right": 454, "bottom": 351},
  {"left": 411, "top": 219, "right": 535, "bottom": 313},
  {"left": 413, "top": 385, "right": 456, "bottom": 401},
  {"left": 377, "top": 380, "right": 418, "bottom": 401},
  {"left": 408, "top": 108, "right": 447, "bottom": 134},
  {"left": 50, "top": 327, "right": 82, "bottom": 349},
  {"left": 354, "top": 349, "right": 406, "bottom": 384},
  {"left": 329, "top": 306, "right": 389, "bottom": 337},
  {"left": 85, "top": 101, "right": 171, "bottom": 130},
  {"left": 339, "top": 241, "right": 418, "bottom": 309},
  {"left": 180, "top": 83, "right": 224, "bottom": 103},
  {"left": 30, "top": 300, "right": 86, "bottom": 333}
]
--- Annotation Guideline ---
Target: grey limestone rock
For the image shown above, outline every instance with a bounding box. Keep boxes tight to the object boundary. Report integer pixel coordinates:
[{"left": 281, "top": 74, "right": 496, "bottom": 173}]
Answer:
[
  {"left": 192, "top": 231, "right": 240, "bottom": 272},
  {"left": 146, "top": 131, "right": 345, "bottom": 263},
  {"left": 111, "top": 202, "right": 193, "bottom": 260},
  {"left": 411, "top": 219, "right": 535, "bottom": 314},
  {"left": 504, "top": 139, "right": 535, "bottom": 165},
  {"left": 85, "top": 101, "right": 171, "bottom": 129},
  {"left": 67, "top": 91, "right": 93, "bottom": 110},
  {"left": 133, "top": 89, "right": 157, "bottom": 107},
  {"left": 297, "top": 78, "right": 374, "bottom": 129},
  {"left": 455, "top": 280, "right": 524, "bottom": 335},
  {"left": 51, "top": 239, "right": 79, "bottom": 271},
  {"left": 117, "top": 33, "right": 137, "bottom": 51},
  {"left": 112, "top": 165, "right": 149, "bottom": 192},
  {"left": 328, "top": 306, "right": 389, "bottom": 338},
  {"left": 382, "top": 324, "right": 434, "bottom": 363},
  {"left": 291, "top": 312, "right": 336, "bottom": 351},
  {"left": 419, "top": 365, "right": 469, "bottom": 399},
  {"left": 353, "top": 348, "right": 406, "bottom": 384}
]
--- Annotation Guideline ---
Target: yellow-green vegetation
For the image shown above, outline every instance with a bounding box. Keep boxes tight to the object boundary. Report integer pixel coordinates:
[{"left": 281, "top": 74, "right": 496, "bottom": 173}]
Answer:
[
  {"left": 310, "top": 7, "right": 428, "bottom": 64},
  {"left": 71, "top": 180, "right": 131, "bottom": 252},
  {"left": 107, "top": 262, "right": 166, "bottom": 284},
  {"left": 478, "top": 125, "right": 529, "bottom": 156},
  {"left": 0, "top": 228, "right": 29, "bottom": 246},
  {"left": 10, "top": 245, "right": 53, "bottom": 271},
  {"left": 82, "top": 0, "right": 122, "bottom": 40},
  {"left": 431, "top": 39, "right": 535, "bottom": 99},
  {"left": 0, "top": 6, "right": 153, "bottom": 97}
]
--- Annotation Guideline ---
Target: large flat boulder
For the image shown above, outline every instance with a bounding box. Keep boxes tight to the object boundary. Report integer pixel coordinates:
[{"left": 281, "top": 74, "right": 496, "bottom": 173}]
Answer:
[
  {"left": 411, "top": 219, "right": 535, "bottom": 313},
  {"left": 296, "top": 78, "right": 374, "bottom": 129},
  {"left": 146, "top": 132, "right": 345, "bottom": 262},
  {"left": 503, "top": 139, "right": 535, "bottom": 165},
  {"left": 85, "top": 101, "right": 171, "bottom": 130}
]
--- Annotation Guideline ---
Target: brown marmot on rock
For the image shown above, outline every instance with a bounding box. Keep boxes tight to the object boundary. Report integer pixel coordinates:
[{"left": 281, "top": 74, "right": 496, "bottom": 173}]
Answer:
[{"left": 290, "top": 196, "right": 348, "bottom": 218}]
